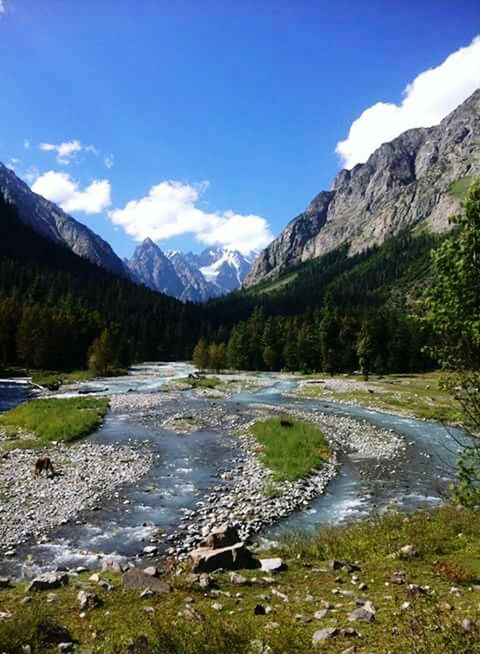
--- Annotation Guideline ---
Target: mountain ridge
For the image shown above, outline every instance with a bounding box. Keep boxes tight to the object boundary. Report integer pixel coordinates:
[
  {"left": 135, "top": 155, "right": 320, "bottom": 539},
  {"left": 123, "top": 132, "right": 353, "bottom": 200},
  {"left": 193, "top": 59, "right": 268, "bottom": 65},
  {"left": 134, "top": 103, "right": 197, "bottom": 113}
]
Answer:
[
  {"left": 245, "top": 88, "right": 480, "bottom": 287},
  {"left": 0, "top": 163, "right": 128, "bottom": 277}
]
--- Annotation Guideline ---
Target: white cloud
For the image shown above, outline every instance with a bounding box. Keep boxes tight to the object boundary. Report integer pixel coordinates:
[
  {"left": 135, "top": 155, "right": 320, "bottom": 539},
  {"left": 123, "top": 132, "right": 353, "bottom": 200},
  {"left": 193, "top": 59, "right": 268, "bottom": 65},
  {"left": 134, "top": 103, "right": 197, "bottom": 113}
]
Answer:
[
  {"left": 23, "top": 166, "right": 40, "bottom": 183},
  {"left": 6, "top": 158, "right": 19, "bottom": 170},
  {"left": 336, "top": 36, "right": 480, "bottom": 169},
  {"left": 24, "top": 139, "right": 30, "bottom": 150},
  {"left": 31, "top": 170, "right": 111, "bottom": 214},
  {"left": 39, "top": 139, "right": 99, "bottom": 164},
  {"left": 104, "top": 154, "right": 114, "bottom": 169},
  {"left": 0, "top": 1, "right": 5, "bottom": 15},
  {"left": 109, "top": 180, "right": 272, "bottom": 254}
]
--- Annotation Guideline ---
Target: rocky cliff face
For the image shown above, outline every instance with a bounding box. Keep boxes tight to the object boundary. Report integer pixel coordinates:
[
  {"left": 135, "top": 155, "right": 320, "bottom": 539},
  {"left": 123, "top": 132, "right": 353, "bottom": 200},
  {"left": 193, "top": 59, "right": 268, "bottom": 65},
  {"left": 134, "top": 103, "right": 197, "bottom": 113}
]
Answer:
[
  {"left": 0, "top": 163, "right": 127, "bottom": 276},
  {"left": 128, "top": 239, "right": 185, "bottom": 297},
  {"left": 245, "top": 88, "right": 480, "bottom": 287}
]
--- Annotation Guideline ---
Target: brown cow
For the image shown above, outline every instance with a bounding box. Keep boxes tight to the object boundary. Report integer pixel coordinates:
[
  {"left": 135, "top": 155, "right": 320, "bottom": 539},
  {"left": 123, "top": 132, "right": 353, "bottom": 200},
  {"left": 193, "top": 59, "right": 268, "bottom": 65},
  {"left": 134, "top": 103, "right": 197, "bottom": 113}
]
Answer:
[{"left": 34, "top": 456, "right": 55, "bottom": 478}]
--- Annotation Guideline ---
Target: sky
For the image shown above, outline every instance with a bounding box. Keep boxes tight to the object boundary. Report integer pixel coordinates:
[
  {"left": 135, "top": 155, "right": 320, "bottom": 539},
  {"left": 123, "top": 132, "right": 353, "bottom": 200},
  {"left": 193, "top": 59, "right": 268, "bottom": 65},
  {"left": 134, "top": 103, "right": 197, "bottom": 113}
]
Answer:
[{"left": 1, "top": 0, "right": 480, "bottom": 258}]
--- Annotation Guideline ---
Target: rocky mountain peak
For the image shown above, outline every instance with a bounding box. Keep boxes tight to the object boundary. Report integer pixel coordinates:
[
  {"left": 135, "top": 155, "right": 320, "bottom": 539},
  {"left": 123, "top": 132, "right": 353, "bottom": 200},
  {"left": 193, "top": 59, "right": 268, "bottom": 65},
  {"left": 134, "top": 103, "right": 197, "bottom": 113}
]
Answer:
[{"left": 245, "top": 88, "right": 480, "bottom": 287}]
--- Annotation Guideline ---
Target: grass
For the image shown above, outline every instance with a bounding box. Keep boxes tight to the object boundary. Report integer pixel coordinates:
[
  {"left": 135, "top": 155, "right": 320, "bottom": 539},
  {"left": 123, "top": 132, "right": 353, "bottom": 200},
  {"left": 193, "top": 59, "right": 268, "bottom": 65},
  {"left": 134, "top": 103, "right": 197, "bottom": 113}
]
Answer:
[
  {"left": 0, "top": 397, "right": 109, "bottom": 448},
  {"left": 184, "top": 376, "right": 221, "bottom": 389},
  {"left": 31, "top": 368, "right": 128, "bottom": 388},
  {"left": 31, "top": 369, "right": 93, "bottom": 387},
  {"left": 250, "top": 415, "right": 330, "bottom": 481},
  {"left": 296, "top": 372, "right": 464, "bottom": 424},
  {"left": 2, "top": 505, "right": 480, "bottom": 653},
  {"left": 449, "top": 177, "right": 473, "bottom": 201}
]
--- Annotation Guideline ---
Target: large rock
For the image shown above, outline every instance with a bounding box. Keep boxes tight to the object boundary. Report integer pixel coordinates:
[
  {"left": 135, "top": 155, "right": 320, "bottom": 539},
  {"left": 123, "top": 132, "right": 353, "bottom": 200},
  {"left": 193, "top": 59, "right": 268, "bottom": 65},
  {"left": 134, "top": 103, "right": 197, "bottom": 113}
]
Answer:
[
  {"left": 122, "top": 568, "right": 171, "bottom": 594},
  {"left": 190, "top": 542, "right": 260, "bottom": 573},
  {"left": 348, "top": 600, "right": 376, "bottom": 623},
  {"left": 28, "top": 572, "right": 69, "bottom": 592},
  {"left": 202, "top": 524, "right": 240, "bottom": 550},
  {"left": 260, "top": 558, "right": 286, "bottom": 573}
]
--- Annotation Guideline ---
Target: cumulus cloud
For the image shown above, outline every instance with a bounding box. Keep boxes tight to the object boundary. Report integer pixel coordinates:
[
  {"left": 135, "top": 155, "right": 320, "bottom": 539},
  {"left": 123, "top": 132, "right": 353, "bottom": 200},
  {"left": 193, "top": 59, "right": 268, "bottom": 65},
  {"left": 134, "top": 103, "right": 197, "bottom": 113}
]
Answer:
[
  {"left": 23, "top": 139, "right": 30, "bottom": 150},
  {"left": 109, "top": 180, "right": 272, "bottom": 254},
  {"left": 336, "top": 36, "right": 480, "bottom": 169},
  {"left": 39, "top": 139, "right": 99, "bottom": 164},
  {"left": 31, "top": 170, "right": 111, "bottom": 214}
]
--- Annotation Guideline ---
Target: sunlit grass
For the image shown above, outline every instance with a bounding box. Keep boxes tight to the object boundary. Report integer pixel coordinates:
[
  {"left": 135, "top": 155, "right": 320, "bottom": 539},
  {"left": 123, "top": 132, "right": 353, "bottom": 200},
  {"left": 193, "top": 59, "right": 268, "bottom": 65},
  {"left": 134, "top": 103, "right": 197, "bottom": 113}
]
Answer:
[
  {"left": 250, "top": 415, "right": 330, "bottom": 481},
  {"left": 0, "top": 397, "right": 109, "bottom": 447}
]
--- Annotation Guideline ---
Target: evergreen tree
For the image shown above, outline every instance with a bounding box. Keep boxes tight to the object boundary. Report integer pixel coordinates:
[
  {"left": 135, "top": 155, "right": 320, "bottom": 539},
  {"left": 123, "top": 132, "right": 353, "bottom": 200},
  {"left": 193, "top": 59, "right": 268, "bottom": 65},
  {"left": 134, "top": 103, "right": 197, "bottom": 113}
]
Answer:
[{"left": 192, "top": 338, "right": 209, "bottom": 369}]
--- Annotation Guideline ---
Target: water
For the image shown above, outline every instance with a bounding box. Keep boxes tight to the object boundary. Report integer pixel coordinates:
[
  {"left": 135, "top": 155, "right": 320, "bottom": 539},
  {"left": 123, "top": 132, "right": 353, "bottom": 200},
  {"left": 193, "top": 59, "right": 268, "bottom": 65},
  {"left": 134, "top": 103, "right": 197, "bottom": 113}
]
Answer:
[{"left": 0, "top": 364, "right": 467, "bottom": 576}]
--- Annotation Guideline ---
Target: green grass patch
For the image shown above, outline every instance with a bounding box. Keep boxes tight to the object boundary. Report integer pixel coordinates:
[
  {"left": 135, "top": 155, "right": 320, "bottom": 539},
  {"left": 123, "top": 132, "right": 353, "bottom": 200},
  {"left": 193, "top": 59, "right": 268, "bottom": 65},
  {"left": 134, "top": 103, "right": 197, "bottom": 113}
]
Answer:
[
  {"left": 31, "top": 368, "right": 128, "bottom": 387},
  {"left": 31, "top": 369, "right": 93, "bottom": 387},
  {"left": 0, "top": 397, "right": 109, "bottom": 448},
  {"left": 185, "top": 376, "right": 221, "bottom": 389},
  {"left": 250, "top": 415, "right": 330, "bottom": 481},
  {"left": 449, "top": 177, "right": 473, "bottom": 200}
]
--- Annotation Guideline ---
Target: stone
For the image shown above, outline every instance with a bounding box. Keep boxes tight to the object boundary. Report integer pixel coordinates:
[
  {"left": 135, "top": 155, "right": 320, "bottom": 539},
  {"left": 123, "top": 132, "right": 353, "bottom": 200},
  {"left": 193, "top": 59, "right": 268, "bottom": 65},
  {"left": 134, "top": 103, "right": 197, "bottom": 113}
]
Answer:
[
  {"left": 230, "top": 572, "right": 249, "bottom": 585},
  {"left": 202, "top": 524, "right": 240, "bottom": 550},
  {"left": 122, "top": 568, "right": 171, "bottom": 594},
  {"left": 78, "top": 590, "right": 102, "bottom": 610},
  {"left": 143, "top": 566, "right": 158, "bottom": 577},
  {"left": 58, "top": 644, "right": 74, "bottom": 653},
  {"left": 198, "top": 573, "right": 212, "bottom": 590},
  {"left": 28, "top": 572, "right": 69, "bottom": 592},
  {"left": 312, "top": 627, "right": 339, "bottom": 644},
  {"left": 259, "top": 558, "right": 286, "bottom": 573},
  {"left": 143, "top": 545, "right": 158, "bottom": 556},
  {"left": 314, "top": 609, "right": 328, "bottom": 619},
  {"left": 249, "top": 640, "right": 273, "bottom": 654},
  {"left": 348, "top": 601, "right": 376, "bottom": 623},
  {"left": 190, "top": 542, "right": 260, "bottom": 573},
  {"left": 0, "top": 577, "right": 13, "bottom": 589},
  {"left": 399, "top": 544, "right": 417, "bottom": 560},
  {"left": 211, "top": 602, "right": 223, "bottom": 611}
]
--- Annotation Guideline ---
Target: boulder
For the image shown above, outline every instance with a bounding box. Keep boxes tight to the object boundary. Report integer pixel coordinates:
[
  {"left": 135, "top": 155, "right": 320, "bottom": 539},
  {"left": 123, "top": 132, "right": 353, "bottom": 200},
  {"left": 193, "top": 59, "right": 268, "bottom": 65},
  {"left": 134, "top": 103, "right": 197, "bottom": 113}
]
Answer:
[
  {"left": 122, "top": 568, "right": 171, "bottom": 594},
  {"left": 190, "top": 542, "right": 260, "bottom": 573},
  {"left": 260, "top": 558, "right": 286, "bottom": 573},
  {"left": 0, "top": 577, "right": 13, "bottom": 589},
  {"left": 202, "top": 524, "right": 240, "bottom": 550},
  {"left": 78, "top": 590, "right": 103, "bottom": 610},
  {"left": 28, "top": 572, "right": 69, "bottom": 592},
  {"left": 348, "top": 600, "right": 376, "bottom": 623},
  {"left": 312, "top": 627, "right": 338, "bottom": 644}
]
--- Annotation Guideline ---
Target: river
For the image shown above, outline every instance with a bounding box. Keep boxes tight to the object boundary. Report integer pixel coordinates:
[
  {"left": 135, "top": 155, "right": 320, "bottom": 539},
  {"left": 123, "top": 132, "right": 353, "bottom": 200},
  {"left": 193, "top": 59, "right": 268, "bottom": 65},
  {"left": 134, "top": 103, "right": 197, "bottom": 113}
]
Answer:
[{"left": 0, "top": 363, "right": 467, "bottom": 577}]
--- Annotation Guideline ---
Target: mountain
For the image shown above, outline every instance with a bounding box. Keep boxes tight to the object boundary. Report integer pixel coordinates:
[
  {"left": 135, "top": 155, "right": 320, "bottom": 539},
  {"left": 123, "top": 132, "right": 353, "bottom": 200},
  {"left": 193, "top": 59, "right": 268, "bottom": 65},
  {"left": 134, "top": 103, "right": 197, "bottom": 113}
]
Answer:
[
  {"left": 128, "top": 238, "right": 185, "bottom": 297},
  {"left": 0, "top": 163, "right": 127, "bottom": 276},
  {"left": 128, "top": 242, "right": 254, "bottom": 302},
  {"left": 245, "top": 88, "right": 480, "bottom": 287},
  {"left": 164, "top": 251, "right": 220, "bottom": 302}
]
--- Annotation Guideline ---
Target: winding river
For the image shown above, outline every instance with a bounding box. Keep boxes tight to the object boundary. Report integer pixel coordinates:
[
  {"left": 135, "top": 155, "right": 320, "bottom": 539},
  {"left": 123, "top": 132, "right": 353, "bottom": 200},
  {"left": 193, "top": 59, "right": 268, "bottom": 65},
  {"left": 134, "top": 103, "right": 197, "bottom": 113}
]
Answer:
[{"left": 0, "top": 363, "right": 468, "bottom": 577}]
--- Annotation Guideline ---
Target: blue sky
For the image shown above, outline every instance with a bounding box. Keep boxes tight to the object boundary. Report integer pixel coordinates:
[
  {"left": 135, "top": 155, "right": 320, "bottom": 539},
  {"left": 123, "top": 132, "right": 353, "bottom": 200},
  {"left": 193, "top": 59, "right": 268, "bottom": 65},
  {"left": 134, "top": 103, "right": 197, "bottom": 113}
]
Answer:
[{"left": 1, "top": 0, "right": 480, "bottom": 257}]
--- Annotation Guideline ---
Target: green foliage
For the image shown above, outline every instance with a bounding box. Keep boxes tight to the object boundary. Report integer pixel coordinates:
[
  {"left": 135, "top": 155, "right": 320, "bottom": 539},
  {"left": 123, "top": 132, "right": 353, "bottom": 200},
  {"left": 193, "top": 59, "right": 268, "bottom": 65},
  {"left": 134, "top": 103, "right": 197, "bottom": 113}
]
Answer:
[
  {"left": 192, "top": 338, "right": 209, "bottom": 369},
  {"left": 0, "top": 194, "right": 204, "bottom": 373},
  {"left": 31, "top": 370, "right": 93, "bottom": 387},
  {"left": 250, "top": 416, "right": 330, "bottom": 481},
  {"left": 88, "top": 328, "right": 114, "bottom": 375},
  {"left": 0, "top": 397, "right": 109, "bottom": 446},
  {"left": 421, "top": 179, "right": 480, "bottom": 505},
  {"left": 449, "top": 176, "right": 473, "bottom": 200},
  {"left": 204, "top": 230, "right": 438, "bottom": 375}
]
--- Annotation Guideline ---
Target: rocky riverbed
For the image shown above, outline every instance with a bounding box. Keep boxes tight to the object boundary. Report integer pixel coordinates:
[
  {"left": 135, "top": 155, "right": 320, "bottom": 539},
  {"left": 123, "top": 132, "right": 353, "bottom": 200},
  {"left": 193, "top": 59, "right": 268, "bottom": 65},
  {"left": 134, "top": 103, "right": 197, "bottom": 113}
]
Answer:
[{"left": 0, "top": 442, "right": 152, "bottom": 552}]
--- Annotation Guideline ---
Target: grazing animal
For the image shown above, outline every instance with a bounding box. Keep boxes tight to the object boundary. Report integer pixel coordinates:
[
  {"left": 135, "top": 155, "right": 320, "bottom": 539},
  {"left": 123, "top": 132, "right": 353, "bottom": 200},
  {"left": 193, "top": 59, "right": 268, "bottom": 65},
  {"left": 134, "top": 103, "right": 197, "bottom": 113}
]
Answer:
[
  {"left": 280, "top": 419, "right": 293, "bottom": 428},
  {"left": 34, "top": 456, "right": 55, "bottom": 478}
]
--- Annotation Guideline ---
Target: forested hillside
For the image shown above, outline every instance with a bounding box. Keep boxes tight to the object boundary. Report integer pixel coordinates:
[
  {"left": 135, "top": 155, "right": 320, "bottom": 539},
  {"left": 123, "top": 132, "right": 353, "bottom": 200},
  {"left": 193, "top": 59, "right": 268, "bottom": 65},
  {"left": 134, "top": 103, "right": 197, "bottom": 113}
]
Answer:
[
  {"left": 198, "top": 230, "right": 442, "bottom": 374},
  {"left": 0, "top": 195, "right": 203, "bottom": 371}
]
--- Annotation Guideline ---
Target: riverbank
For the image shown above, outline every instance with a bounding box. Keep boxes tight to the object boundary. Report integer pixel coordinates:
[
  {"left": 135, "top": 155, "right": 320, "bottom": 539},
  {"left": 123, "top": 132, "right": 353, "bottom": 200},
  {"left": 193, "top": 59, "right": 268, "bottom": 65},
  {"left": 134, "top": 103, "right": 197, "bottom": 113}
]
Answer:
[
  {"left": 0, "top": 441, "right": 153, "bottom": 552},
  {"left": 0, "top": 504, "right": 478, "bottom": 654},
  {"left": 292, "top": 371, "right": 464, "bottom": 424}
]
